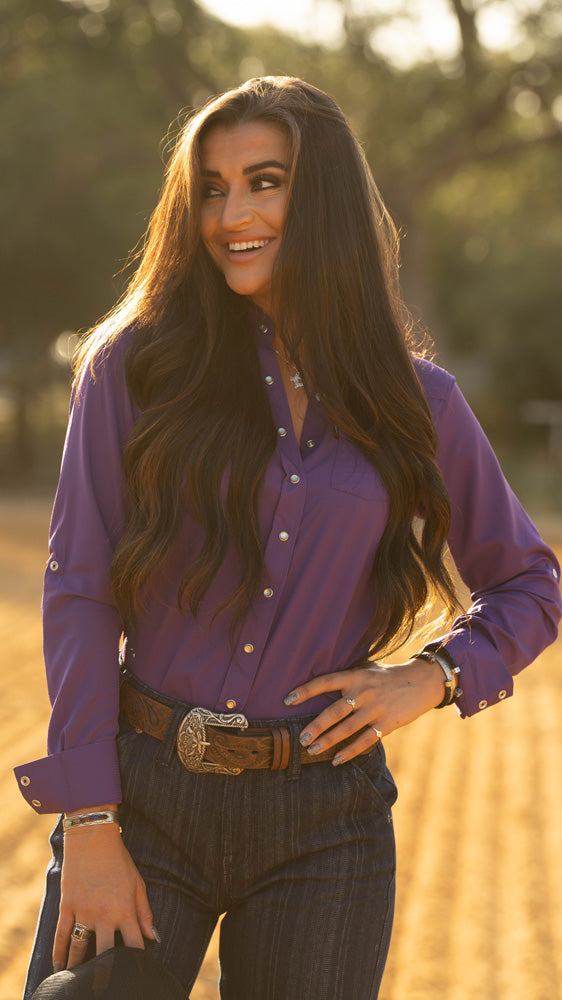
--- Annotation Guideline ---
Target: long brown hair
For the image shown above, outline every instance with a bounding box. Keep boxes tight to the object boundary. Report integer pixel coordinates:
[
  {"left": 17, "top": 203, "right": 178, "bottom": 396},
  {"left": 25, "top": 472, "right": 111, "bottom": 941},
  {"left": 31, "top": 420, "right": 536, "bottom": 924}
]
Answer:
[{"left": 75, "top": 76, "right": 458, "bottom": 653}]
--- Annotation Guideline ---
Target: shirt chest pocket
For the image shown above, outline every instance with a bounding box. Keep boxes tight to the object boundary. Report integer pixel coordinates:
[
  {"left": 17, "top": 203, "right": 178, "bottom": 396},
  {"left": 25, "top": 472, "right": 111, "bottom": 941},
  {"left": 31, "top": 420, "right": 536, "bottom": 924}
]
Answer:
[{"left": 330, "top": 437, "right": 388, "bottom": 503}]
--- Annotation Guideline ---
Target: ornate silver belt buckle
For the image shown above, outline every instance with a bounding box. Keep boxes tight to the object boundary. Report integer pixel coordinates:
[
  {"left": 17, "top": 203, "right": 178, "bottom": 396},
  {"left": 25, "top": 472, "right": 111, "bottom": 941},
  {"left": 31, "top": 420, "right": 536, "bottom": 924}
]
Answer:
[{"left": 177, "top": 707, "right": 248, "bottom": 775}]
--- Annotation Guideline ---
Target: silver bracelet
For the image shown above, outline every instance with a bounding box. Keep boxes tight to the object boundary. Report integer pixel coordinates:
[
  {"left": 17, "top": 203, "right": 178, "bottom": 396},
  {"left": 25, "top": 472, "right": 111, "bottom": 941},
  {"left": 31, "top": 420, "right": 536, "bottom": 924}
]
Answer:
[
  {"left": 63, "top": 809, "right": 121, "bottom": 833},
  {"left": 415, "top": 649, "right": 461, "bottom": 708}
]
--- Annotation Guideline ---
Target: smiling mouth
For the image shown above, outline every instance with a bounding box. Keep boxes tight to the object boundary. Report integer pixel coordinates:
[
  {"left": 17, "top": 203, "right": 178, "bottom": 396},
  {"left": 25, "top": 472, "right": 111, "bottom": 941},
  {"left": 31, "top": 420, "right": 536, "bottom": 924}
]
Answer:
[{"left": 227, "top": 239, "right": 273, "bottom": 253}]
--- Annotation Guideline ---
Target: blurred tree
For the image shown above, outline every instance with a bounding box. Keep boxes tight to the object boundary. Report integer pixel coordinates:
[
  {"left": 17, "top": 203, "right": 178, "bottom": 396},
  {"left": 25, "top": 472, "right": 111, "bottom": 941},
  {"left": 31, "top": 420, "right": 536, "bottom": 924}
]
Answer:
[
  {"left": 0, "top": 0, "right": 251, "bottom": 478},
  {"left": 1, "top": 0, "right": 247, "bottom": 349},
  {"left": 0, "top": 0, "right": 560, "bottom": 483},
  {"left": 329, "top": 0, "right": 562, "bottom": 435}
]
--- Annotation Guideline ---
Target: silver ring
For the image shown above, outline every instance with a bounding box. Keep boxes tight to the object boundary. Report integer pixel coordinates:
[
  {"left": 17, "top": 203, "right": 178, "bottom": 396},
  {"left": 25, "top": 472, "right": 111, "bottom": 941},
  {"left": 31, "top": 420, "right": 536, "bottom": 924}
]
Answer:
[
  {"left": 372, "top": 726, "right": 383, "bottom": 739},
  {"left": 71, "top": 922, "right": 94, "bottom": 943},
  {"left": 346, "top": 697, "right": 356, "bottom": 712}
]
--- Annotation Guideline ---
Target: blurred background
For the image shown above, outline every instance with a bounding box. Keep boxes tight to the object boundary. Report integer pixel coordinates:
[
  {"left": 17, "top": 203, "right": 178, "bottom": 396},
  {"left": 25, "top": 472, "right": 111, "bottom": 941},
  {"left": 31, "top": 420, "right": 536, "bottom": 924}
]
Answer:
[
  {"left": 1, "top": 2, "right": 561, "bottom": 998},
  {"left": 1, "top": 0, "right": 562, "bottom": 502}
]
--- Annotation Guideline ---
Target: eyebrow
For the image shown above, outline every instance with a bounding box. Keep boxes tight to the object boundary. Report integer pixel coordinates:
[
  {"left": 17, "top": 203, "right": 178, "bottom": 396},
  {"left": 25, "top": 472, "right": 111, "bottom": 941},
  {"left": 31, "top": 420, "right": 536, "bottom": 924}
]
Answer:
[{"left": 201, "top": 160, "right": 288, "bottom": 178}]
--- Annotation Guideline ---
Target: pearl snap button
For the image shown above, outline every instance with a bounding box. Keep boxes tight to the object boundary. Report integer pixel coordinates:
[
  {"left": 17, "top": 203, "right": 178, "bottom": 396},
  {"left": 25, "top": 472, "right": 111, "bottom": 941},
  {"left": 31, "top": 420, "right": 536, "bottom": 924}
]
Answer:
[
  {"left": 478, "top": 699, "right": 487, "bottom": 710},
  {"left": 226, "top": 699, "right": 237, "bottom": 709},
  {"left": 265, "top": 375, "right": 274, "bottom": 385},
  {"left": 259, "top": 323, "right": 268, "bottom": 333},
  {"left": 306, "top": 439, "right": 315, "bottom": 448},
  {"left": 263, "top": 587, "right": 273, "bottom": 598},
  {"left": 278, "top": 427, "right": 287, "bottom": 437},
  {"left": 289, "top": 474, "right": 300, "bottom": 484},
  {"left": 20, "top": 776, "right": 30, "bottom": 787},
  {"left": 553, "top": 567, "right": 559, "bottom": 580},
  {"left": 278, "top": 531, "right": 289, "bottom": 541},
  {"left": 243, "top": 643, "right": 254, "bottom": 654},
  {"left": 49, "top": 560, "right": 59, "bottom": 572}
]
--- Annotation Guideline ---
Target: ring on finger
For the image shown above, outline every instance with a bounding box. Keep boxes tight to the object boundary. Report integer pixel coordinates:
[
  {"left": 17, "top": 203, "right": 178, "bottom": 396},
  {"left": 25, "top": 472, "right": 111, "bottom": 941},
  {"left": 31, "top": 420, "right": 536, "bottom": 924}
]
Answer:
[
  {"left": 71, "top": 922, "right": 94, "bottom": 943},
  {"left": 371, "top": 726, "right": 383, "bottom": 740},
  {"left": 346, "top": 696, "right": 357, "bottom": 712}
]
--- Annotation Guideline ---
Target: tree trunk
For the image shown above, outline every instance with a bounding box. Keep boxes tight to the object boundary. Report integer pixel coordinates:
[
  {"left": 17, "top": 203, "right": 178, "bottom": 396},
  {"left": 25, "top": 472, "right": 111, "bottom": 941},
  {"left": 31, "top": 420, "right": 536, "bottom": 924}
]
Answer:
[{"left": 11, "top": 377, "right": 34, "bottom": 483}]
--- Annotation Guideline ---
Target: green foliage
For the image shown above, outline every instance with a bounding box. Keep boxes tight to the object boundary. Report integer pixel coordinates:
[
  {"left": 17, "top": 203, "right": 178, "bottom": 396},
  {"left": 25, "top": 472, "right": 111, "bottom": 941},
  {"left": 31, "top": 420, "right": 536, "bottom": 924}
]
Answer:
[
  {"left": 1, "top": 0, "right": 561, "bottom": 485},
  {"left": 426, "top": 148, "right": 562, "bottom": 413}
]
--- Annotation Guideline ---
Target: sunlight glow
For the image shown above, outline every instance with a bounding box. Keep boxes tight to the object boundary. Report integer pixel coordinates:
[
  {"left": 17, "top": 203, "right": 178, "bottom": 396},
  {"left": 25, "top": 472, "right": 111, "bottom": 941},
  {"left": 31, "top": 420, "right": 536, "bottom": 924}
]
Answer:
[
  {"left": 199, "top": 0, "right": 547, "bottom": 67},
  {"left": 200, "top": 0, "right": 343, "bottom": 47}
]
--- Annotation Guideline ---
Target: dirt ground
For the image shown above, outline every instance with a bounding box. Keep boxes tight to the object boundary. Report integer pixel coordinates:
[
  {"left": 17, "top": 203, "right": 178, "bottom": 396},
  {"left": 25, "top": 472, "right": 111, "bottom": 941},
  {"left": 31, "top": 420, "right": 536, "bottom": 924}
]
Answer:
[{"left": 1, "top": 497, "right": 561, "bottom": 1000}]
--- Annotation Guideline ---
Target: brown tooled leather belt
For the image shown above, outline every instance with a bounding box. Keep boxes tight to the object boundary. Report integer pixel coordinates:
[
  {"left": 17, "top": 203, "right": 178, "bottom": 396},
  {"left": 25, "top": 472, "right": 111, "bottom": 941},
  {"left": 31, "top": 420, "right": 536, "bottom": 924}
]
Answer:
[{"left": 120, "top": 677, "right": 366, "bottom": 774}]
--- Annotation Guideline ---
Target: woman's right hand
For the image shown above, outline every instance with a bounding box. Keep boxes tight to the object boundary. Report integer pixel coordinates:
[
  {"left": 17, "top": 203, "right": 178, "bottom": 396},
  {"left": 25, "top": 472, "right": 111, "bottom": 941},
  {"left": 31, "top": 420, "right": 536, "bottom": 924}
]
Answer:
[{"left": 53, "top": 809, "right": 156, "bottom": 971}]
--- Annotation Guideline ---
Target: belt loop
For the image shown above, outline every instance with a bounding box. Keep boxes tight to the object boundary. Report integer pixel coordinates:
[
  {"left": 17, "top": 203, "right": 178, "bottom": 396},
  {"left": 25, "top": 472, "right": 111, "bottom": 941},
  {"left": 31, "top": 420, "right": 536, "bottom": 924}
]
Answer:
[
  {"left": 156, "top": 705, "right": 186, "bottom": 768},
  {"left": 271, "top": 726, "right": 291, "bottom": 770},
  {"left": 286, "top": 720, "right": 303, "bottom": 781}
]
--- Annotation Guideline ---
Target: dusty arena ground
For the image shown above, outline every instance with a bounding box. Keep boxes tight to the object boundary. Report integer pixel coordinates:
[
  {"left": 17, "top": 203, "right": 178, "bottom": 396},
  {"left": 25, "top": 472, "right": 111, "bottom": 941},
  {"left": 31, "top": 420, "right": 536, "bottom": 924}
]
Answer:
[{"left": 1, "top": 497, "right": 561, "bottom": 1000}]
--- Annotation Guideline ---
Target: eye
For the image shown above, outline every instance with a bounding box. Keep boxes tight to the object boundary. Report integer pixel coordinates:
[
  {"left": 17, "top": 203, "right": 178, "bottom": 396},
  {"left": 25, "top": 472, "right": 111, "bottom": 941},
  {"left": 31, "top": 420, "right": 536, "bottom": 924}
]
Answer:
[
  {"left": 202, "top": 183, "right": 224, "bottom": 199},
  {"left": 251, "top": 174, "right": 281, "bottom": 192}
]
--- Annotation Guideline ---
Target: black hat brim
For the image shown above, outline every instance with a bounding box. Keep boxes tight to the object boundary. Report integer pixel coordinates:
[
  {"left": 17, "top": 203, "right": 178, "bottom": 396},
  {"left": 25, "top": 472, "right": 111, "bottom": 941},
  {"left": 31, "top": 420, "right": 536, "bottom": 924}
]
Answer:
[{"left": 29, "top": 946, "right": 185, "bottom": 1000}]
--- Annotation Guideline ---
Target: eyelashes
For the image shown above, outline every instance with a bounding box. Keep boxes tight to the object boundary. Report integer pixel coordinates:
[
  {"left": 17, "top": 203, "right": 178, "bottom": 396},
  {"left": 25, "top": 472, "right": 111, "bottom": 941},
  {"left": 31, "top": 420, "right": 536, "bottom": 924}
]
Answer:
[
  {"left": 201, "top": 174, "right": 282, "bottom": 199},
  {"left": 201, "top": 184, "right": 223, "bottom": 199},
  {"left": 251, "top": 173, "right": 281, "bottom": 191}
]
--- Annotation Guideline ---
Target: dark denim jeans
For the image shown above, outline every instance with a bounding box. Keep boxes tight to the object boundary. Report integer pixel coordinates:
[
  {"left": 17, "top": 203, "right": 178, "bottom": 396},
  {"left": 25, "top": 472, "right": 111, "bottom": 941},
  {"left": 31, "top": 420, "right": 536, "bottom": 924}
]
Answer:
[{"left": 23, "top": 703, "right": 397, "bottom": 1000}]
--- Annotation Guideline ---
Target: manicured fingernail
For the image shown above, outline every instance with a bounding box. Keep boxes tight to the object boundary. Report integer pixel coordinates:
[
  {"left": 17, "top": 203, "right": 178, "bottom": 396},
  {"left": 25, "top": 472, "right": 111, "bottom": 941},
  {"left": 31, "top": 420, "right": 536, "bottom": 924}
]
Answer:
[
  {"left": 299, "top": 731, "right": 313, "bottom": 746},
  {"left": 151, "top": 925, "right": 162, "bottom": 943},
  {"left": 284, "top": 692, "right": 298, "bottom": 705},
  {"left": 332, "top": 755, "right": 346, "bottom": 766},
  {"left": 307, "top": 743, "right": 322, "bottom": 755},
  {"left": 53, "top": 962, "right": 62, "bottom": 973}
]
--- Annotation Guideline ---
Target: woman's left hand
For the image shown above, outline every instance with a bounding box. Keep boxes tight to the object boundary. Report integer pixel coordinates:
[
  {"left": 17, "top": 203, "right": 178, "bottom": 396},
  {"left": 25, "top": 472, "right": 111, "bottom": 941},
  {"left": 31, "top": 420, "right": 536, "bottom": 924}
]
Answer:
[{"left": 284, "top": 658, "right": 447, "bottom": 764}]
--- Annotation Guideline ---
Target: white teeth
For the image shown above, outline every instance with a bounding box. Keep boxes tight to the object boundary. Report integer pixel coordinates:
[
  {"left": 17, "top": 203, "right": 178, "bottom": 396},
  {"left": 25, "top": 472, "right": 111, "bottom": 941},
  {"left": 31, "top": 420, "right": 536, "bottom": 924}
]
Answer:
[{"left": 228, "top": 239, "right": 271, "bottom": 252}]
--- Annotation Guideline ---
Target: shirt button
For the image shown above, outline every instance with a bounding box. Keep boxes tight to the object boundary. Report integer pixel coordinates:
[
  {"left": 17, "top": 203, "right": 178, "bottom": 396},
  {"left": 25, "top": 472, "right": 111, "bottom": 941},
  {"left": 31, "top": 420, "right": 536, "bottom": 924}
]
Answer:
[
  {"left": 306, "top": 439, "right": 315, "bottom": 449},
  {"left": 265, "top": 375, "right": 274, "bottom": 385},
  {"left": 278, "top": 427, "right": 287, "bottom": 437},
  {"left": 226, "top": 699, "right": 237, "bottom": 709},
  {"left": 243, "top": 643, "right": 254, "bottom": 653},
  {"left": 498, "top": 689, "right": 507, "bottom": 699},
  {"left": 31, "top": 799, "right": 42, "bottom": 808},
  {"left": 20, "top": 776, "right": 30, "bottom": 787},
  {"left": 289, "top": 474, "right": 300, "bottom": 484},
  {"left": 553, "top": 567, "right": 559, "bottom": 580},
  {"left": 49, "top": 559, "right": 59, "bottom": 572},
  {"left": 263, "top": 587, "right": 274, "bottom": 598},
  {"left": 278, "top": 531, "right": 289, "bottom": 541},
  {"left": 478, "top": 699, "right": 487, "bottom": 710}
]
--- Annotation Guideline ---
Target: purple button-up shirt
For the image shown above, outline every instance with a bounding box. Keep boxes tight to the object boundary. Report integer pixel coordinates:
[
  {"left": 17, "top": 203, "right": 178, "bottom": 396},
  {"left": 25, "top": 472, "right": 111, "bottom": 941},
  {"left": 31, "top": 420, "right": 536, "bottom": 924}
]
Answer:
[{"left": 14, "top": 321, "right": 561, "bottom": 813}]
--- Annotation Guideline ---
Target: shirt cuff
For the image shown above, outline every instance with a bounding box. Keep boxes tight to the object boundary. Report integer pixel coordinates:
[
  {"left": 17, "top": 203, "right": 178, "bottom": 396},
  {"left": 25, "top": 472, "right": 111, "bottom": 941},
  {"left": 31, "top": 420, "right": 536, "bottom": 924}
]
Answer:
[
  {"left": 14, "top": 739, "right": 122, "bottom": 815},
  {"left": 431, "top": 632, "right": 514, "bottom": 718}
]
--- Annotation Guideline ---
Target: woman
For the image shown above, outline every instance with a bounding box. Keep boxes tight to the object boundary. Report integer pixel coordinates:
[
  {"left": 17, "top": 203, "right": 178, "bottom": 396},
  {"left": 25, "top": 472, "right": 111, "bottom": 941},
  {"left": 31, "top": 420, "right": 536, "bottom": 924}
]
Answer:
[{"left": 16, "top": 76, "right": 561, "bottom": 999}]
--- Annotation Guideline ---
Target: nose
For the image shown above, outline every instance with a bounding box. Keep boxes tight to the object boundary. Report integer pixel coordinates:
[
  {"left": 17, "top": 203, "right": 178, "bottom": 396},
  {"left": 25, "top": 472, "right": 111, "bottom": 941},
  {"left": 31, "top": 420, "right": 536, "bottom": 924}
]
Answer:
[{"left": 220, "top": 186, "right": 253, "bottom": 231}]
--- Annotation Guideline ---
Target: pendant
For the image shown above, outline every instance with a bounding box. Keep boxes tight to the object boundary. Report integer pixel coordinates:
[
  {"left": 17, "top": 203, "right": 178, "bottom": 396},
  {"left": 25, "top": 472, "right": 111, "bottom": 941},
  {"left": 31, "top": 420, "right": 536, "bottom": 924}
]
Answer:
[{"left": 290, "top": 370, "right": 304, "bottom": 389}]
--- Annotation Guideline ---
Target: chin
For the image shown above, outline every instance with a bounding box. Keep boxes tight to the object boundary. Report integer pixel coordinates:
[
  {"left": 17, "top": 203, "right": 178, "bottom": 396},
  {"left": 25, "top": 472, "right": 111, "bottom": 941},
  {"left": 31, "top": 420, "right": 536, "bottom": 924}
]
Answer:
[{"left": 227, "top": 280, "right": 269, "bottom": 305}]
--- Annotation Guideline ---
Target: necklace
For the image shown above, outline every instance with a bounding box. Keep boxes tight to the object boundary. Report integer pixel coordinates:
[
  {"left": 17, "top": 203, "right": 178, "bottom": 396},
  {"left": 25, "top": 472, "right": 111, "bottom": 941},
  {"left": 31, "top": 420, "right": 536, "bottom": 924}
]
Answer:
[{"left": 273, "top": 348, "right": 304, "bottom": 389}]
